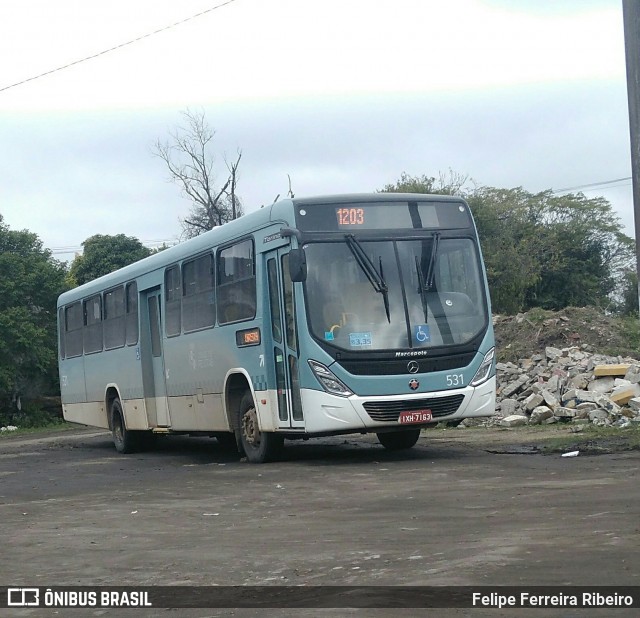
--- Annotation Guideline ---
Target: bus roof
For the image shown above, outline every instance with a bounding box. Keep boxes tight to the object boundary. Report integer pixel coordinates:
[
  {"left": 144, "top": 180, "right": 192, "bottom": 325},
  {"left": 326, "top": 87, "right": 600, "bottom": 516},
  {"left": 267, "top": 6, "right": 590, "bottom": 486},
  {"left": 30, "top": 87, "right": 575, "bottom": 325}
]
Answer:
[
  {"left": 58, "top": 198, "right": 294, "bottom": 306},
  {"left": 291, "top": 192, "right": 467, "bottom": 206},
  {"left": 57, "top": 193, "right": 466, "bottom": 307}
]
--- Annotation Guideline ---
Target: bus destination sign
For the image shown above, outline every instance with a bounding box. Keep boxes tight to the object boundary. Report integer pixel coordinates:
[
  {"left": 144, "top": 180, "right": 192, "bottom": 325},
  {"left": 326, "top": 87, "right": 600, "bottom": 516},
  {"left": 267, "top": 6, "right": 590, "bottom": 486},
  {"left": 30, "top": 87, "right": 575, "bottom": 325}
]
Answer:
[
  {"left": 296, "top": 201, "right": 473, "bottom": 232},
  {"left": 336, "top": 207, "right": 365, "bottom": 227},
  {"left": 235, "top": 327, "right": 261, "bottom": 348}
]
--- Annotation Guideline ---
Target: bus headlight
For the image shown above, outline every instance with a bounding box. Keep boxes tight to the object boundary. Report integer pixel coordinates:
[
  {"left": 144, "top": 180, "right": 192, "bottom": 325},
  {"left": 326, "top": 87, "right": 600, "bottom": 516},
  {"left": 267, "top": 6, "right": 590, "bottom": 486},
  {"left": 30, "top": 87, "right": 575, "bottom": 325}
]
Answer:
[
  {"left": 470, "top": 347, "right": 495, "bottom": 387},
  {"left": 308, "top": 360, "right": 353, "bottom": 397}
]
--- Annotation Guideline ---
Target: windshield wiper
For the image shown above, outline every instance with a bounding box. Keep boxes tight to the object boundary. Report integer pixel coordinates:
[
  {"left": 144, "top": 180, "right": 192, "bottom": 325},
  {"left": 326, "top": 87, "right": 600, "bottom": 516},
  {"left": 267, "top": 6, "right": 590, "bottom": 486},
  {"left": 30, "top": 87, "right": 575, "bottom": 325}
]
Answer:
[
  {"left": 425, "top": 232, "right": 440, "bottom": 290},
  {"left": 415, "top": 232, "right": 441, "bottom": 322},
  {"left": 415, "top": 255, "right": 429, "bottom": 323},
  {"left": 345, "top": 234, "right": 391, "bottom": 323}
]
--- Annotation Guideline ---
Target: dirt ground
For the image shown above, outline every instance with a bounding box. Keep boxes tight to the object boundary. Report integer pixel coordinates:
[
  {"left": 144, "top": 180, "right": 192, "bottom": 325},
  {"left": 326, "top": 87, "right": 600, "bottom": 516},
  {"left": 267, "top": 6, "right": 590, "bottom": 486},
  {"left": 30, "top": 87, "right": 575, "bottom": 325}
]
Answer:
[
  {"left": 1, "top": 425, "right": 639, "bottom": 617},
  {"left": 492, "top": 306, "right": 640, "bottom": 363}
]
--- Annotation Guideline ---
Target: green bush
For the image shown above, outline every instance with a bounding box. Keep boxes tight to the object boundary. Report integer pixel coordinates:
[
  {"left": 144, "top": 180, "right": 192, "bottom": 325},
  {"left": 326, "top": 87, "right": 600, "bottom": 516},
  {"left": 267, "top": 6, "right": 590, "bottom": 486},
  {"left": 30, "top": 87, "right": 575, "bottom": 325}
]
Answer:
[{"left": 0, "top": 402, "right": 64, "bottom": 430}]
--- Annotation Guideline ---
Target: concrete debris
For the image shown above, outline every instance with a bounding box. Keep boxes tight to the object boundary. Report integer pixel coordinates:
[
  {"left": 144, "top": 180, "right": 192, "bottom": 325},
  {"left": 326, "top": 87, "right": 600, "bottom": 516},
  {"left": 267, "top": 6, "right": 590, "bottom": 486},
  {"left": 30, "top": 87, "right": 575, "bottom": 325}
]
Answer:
[
  {"left": 500, "top": 414, "right": 528, "bottom": 428},
  {"left": 476, "top": 345, "right": 640, "bottom": 429},
  {"left": 593, "top": 364, "right": 632, "bottom": 377}
]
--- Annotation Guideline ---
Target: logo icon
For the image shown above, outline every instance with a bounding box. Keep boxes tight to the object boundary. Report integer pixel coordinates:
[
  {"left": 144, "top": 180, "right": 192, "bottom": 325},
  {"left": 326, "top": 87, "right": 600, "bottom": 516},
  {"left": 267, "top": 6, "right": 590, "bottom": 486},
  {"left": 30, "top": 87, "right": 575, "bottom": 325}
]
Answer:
[
  {"left": 414, "top": 324, "right": 430, "bottom": 344},
  {"left": 409, "top": 379, "right": 419, "bottom": 390},
  {"left": 407, "top": 361, "right": 419, "bottom": 374},
  {"left": 8, "top": 588, "right": 39, "bottom": 607}
]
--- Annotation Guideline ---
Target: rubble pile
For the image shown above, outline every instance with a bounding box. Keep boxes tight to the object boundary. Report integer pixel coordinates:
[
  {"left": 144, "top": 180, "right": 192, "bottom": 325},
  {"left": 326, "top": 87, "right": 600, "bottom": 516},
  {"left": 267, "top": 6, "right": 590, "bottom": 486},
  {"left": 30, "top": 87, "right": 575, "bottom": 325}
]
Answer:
[{"left": 484, "top": 346, "right": 640, "bottom": 429}]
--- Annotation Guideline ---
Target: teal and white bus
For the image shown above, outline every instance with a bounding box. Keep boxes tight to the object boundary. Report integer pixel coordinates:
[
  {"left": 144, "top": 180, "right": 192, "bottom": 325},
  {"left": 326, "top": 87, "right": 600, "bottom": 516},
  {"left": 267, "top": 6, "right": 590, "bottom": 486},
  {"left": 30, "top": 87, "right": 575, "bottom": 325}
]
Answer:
[{"left": 57, "top": 193, "right": 495, "bottom": 463}]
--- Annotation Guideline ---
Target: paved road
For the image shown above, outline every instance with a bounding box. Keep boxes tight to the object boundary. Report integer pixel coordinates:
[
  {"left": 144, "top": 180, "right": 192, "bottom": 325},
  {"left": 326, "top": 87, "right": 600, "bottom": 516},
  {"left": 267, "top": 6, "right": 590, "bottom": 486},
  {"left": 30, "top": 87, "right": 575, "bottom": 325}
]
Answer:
[{"left": 0, "top": 428, "right": 638, "bottom": 617}]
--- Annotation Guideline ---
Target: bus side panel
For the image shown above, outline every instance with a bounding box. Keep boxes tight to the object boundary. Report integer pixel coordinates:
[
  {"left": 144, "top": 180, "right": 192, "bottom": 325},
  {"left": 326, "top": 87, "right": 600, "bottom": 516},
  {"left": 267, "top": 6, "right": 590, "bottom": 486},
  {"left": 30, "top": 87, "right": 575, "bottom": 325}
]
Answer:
[
  {"left": 84, "top": 345, "right": 145, "bottom": 410},
  {"left": 162, "top": 331, "right": 230, "bottom": 431},
  {"left": 62, "top": 401, "right": 108, "bottom": 428},
  {"left": 59, "top": 356, "right": 91, "bottom": 424},
  {"left": 165, "top": 393, "right": 228, "bottom": 431},
  {"left": 122, "top": 398, "right": 150, "bottom": 430},
  {"left": 254, "top": 389, "right": 281, "bottom": 433}
]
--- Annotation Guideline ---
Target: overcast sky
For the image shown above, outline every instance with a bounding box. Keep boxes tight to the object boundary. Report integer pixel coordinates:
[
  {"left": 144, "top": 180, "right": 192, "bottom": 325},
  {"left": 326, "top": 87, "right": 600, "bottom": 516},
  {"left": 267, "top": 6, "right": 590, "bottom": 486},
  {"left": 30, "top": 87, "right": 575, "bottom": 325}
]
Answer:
[{"left": 0, "top": 0, "right": 633, "bottom": 261}]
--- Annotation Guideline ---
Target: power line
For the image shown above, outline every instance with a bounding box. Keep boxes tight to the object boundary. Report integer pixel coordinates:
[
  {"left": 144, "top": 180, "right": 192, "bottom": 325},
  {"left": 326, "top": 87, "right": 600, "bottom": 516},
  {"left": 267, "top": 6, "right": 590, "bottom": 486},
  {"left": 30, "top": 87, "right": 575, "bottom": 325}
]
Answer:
[
  {"left": 49, "top": 238, "right": 179, "bottom": 255},
  {"left": 0, "top": 0, "right": 239, "bottom": 94},
  {"left": 552, "top": 176, "right": 632, "bottom": 193}
]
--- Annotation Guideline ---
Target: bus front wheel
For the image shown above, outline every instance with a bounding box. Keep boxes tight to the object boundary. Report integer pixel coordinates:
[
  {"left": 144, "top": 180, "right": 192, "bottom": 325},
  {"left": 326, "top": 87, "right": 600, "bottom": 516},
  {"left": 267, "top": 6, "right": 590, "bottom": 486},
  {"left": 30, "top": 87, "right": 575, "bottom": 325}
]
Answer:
[
  {"left": 376, "top": 429, "right": 421, "bottom": 450},
  {"left": 237, "top": 392, "right": 283, "bottom": 463}
]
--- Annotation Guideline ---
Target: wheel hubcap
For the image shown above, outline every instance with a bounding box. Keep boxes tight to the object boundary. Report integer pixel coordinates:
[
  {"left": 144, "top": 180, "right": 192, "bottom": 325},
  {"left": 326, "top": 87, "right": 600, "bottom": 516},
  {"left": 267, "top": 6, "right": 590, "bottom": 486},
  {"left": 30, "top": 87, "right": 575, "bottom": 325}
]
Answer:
[
  {"left": 114, "top": 419, "right": 123, "bottom": 443},
  {"left": 242, "top": 406, "right": 260, "bottom": 447}
]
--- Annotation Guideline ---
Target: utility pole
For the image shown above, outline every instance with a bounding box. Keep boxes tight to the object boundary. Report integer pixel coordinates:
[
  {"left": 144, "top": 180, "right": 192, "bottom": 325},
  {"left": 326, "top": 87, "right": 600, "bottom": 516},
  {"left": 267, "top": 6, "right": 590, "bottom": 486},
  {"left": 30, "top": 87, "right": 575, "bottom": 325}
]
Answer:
[{"left": 623, "top": 0, "right": 640, "bottom": 309}]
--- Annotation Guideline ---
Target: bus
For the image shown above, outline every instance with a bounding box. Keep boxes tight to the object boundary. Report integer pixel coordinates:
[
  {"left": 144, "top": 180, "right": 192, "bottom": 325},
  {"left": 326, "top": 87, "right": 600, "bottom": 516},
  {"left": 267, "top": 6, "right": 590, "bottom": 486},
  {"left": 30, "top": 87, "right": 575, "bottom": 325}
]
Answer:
[{"left": 57, "top": 193, "right": 495, "bottom": 463}]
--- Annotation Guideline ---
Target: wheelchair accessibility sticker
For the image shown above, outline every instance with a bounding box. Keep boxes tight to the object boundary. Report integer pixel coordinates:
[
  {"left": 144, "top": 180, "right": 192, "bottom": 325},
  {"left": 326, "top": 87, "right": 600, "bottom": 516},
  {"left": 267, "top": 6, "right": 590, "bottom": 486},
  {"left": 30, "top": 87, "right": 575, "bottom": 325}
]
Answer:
[{"left": 414, "top": 324, "right": 430, "bottom": 344}]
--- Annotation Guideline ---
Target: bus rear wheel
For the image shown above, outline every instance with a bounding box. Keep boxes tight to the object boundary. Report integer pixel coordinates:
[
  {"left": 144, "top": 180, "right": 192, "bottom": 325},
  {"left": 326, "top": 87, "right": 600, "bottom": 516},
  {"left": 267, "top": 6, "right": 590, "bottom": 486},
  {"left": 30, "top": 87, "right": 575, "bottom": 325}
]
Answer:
[
  {"left": 111, "top": 398, "right": 141, "bottom": 454},
  {"left": 376, "top": 429, "right": 421, "bottom": 450},
  {"left": 238, "top": 392, "right": 283, "bottom": 463}
]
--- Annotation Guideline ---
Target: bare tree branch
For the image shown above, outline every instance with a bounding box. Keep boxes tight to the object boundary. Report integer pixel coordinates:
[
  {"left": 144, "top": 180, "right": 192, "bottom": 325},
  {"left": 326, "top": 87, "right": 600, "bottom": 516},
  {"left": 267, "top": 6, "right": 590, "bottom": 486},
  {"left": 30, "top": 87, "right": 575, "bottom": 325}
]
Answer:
[{"left": 153, "top": 108, "right": 244, "bottom": 238}]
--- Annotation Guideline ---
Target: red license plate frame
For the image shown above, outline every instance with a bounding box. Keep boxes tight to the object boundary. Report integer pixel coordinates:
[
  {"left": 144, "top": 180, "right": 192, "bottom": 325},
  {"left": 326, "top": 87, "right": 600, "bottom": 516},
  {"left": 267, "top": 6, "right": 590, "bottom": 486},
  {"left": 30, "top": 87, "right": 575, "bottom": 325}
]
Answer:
[{"left": 399, "top": 410, "right": 433, "bottom": 424}]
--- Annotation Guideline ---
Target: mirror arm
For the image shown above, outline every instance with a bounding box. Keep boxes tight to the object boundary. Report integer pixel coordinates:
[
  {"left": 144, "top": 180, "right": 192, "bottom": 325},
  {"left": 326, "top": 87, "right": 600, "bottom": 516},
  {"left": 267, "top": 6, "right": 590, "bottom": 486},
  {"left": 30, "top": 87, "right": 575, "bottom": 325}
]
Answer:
[{"left": 280, "top": 227, "right": 303, "bottom": 243}]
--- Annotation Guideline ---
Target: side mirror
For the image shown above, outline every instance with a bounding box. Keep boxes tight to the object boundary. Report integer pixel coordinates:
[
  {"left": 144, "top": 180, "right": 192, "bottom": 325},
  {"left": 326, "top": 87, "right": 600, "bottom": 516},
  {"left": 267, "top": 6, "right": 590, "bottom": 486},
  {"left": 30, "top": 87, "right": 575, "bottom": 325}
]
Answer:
[{"left": 288, "top": 248, "right": 307, "bottom": 282}]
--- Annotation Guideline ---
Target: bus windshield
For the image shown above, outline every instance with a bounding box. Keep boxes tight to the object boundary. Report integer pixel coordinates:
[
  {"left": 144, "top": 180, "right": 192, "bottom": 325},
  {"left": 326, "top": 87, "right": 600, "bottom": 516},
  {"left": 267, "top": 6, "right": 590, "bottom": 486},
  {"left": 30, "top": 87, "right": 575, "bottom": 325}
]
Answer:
[{"left": 304, "top": 237, "right": 487, "bottom": 351}]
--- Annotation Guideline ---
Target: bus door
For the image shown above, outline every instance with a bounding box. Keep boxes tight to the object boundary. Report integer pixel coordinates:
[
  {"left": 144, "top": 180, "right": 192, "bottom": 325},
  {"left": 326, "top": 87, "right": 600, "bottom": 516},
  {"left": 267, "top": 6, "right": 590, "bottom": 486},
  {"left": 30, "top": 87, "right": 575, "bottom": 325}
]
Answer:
[
  {"left": 140, "top": 287, "right": 171, "bottom": 427},
  {"left": 266, "top": 249, "right": 304, "bottom": 429}
]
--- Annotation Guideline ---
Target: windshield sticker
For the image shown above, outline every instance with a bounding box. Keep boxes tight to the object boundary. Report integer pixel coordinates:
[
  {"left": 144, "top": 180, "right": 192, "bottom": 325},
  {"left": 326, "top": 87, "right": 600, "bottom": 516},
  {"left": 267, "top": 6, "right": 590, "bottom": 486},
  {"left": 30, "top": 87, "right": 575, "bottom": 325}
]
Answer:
[
  {"left": 414, "top": 324, "right": 431, "bottom": 344},
  {"left": 349, "top": 332, "right": 372, "bottom": 347},
  {"left": 324, "top": 331, "right": 335, "bottom": 341}
]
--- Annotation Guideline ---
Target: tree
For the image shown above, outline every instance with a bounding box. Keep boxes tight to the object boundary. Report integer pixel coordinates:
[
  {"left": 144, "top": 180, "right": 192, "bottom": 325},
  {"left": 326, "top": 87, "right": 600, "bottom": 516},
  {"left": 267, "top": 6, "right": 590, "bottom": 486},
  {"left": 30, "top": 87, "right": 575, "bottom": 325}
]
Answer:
[
  {"left": 154, "top": 108, "right": 243, "bottom": 238},
  {"left": 0, "top": 215, "right": 68, "bottom": 417},
  {"left": 68, "top": 234, "right": 151, "bottom": 287},
  {"left": 380, "top": 173, "right": 635, "bottom": 315},
  {"left": 614, "top": 266, "right": 639, "bottom": 316},
  {"left": 381, "top": 170, "right": 473, "bottom": 196},
  {"left": 466, "top": 187, "right": 543, "bottom": 314},
  {"left": 520, "top": 195, "right": 627, "bottom": 310}
]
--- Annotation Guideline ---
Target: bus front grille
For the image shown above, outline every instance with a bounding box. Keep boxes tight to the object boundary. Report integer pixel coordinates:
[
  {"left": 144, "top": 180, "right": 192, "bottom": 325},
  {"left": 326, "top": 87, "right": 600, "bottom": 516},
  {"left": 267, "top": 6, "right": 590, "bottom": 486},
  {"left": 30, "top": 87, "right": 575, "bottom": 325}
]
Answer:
[
  {"left": 339, "top": 353, "right": 475, "bottom": 376},
  {"left": 363, "top": 394, "right": 465, "bottom": 423}
]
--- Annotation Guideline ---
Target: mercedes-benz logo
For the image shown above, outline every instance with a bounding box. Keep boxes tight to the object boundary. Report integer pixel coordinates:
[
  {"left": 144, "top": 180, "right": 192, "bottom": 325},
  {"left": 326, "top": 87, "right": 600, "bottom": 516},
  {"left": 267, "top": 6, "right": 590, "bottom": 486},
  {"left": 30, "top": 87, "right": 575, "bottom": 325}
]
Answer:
[{"left": 407, "top": 361, "right": 419, "bottom": 374}]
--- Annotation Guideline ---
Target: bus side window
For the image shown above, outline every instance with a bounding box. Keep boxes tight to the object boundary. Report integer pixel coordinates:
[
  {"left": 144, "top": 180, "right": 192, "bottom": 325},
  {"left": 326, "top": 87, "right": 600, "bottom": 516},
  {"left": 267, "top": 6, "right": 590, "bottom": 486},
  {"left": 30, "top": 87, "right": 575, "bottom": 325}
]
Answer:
[
  {"left": 182, "top": 254, "right": 215, "bottom": 332},
  {"left": 83, "top": 294, "right": 103, "bottom": 354},
  {"left": 267, "top": 258, "right": 282, "bottom": 343},
  {"left": 125, "top": 281, "right": 139, "bottom": 345},
  {"left": 103, "top": 286, "right": 125, "bottom": 350},
  {"left": 58, "top": 307, "right": 66, "bottom": 359},
  {"left": 65, "top": 301, "right": 83, "bottom": 358},
  {"left": 217, "top": 239, "right": 256, "bottom": 324},
  {"left": 165, "top": 265, "right": 181, "bottom": 336}
]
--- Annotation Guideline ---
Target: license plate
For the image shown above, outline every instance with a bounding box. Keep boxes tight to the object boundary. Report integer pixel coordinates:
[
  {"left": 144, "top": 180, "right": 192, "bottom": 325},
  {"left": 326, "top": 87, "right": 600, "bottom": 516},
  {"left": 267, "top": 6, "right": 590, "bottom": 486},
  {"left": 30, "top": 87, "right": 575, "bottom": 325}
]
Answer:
[{"left": 399, "top": 410, "right": 432, "bottom": 424}]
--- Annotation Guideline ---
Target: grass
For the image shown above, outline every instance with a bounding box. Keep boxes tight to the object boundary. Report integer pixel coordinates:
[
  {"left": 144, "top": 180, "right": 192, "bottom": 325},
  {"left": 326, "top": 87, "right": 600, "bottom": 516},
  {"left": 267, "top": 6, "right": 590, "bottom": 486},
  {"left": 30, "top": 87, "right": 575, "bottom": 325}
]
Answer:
[
  {"left": 535, "top": 424, "right": 640, "bottom": 455},
  {"left": 427, "top": 423, "right": 640, "bottom": 455},
  {"left": 616, "top": 315, "right": 640, "bottom": 355},
  {"left": 0, "top": 407, "right": 73, "bottom": 438},
  {"left": 0, "top": 421, "right": 79, "bottom": 439}
]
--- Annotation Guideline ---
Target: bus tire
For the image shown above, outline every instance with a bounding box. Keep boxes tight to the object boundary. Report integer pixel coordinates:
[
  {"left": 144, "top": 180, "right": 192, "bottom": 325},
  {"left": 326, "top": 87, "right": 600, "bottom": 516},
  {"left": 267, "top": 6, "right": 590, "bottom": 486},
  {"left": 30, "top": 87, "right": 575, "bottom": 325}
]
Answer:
[
  {"left": 237, "top": 392, "right": 283, "bottom": 463},
  {"left": 215, "top": 432, "right": 239, "bottom": 452},
  {"left": 376, "top": 429, "right": 421, "bottom": 450},
  {"left": 111, "top": 398, "right": 139, "bottom": 454}
]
